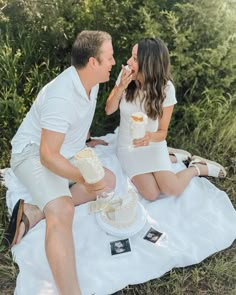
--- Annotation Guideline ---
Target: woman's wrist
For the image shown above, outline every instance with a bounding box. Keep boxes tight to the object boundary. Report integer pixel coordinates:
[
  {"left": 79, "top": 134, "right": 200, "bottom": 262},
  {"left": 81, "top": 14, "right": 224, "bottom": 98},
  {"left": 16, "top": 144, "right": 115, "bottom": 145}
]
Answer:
[
  {"left": 146, "top": 132, "right": 152, "bottom": 142},
  {"left": 116, "top": 85, "right": 125, "bottom": 98},
  {"left": 148, "top": 131, "right": 166, "bottom": 142}
]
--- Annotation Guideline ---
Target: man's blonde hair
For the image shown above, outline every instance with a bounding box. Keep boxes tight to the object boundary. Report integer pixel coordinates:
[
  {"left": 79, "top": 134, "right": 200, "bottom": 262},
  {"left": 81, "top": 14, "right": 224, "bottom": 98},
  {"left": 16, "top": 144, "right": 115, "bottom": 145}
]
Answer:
[{"left": 71, "top": 30, "right": 112, "bottom": 69}]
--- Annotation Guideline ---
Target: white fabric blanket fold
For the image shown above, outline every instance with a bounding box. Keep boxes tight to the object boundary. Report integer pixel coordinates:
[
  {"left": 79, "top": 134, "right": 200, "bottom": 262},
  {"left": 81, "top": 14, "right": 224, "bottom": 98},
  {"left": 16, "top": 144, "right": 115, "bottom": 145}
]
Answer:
[{"left": 2, "top": 133, "right": 236, "bottom": 295}]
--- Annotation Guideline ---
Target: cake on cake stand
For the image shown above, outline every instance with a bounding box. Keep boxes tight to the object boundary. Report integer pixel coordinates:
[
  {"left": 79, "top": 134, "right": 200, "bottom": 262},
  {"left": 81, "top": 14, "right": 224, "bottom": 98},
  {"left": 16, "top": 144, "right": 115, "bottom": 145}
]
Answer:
[{"left": 95, "top": 190, "right": 147, "bottom": 238}]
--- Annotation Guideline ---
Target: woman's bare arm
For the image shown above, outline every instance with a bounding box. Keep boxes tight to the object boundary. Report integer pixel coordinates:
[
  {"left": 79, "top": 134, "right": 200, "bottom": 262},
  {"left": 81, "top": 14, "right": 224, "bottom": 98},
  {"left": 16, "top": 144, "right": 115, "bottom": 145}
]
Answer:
[{"left": 105, "top": 65, "right": 132, "bottom": 115}]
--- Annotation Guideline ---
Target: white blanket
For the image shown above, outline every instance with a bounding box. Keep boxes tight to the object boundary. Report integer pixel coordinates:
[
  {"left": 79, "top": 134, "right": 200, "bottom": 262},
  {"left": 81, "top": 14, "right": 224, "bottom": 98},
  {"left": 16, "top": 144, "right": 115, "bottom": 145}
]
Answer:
[{"left": 3, "top": 133, "right": 236, "bottom": 295}]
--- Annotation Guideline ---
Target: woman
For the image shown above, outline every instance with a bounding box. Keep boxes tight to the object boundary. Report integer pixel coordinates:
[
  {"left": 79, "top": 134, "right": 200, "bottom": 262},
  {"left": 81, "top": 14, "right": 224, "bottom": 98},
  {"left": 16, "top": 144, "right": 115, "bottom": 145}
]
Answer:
[{"left": 105, "top": 37, "right": 226, "bottom": 200}]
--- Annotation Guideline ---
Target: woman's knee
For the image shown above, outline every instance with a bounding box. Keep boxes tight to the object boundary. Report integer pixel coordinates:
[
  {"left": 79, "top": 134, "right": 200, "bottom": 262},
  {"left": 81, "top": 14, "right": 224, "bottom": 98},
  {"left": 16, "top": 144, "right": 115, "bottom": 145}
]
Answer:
[
  {"left": 160, "top": 185, "right": 182, "bottom": 196},
  {"left": 141, "top": 190, "right": 160, "bottom": 201},
  {"left": 131, "top": 175, "right": 161, "bottom": 201},
  {"left": 132, "top": 181, "right": 160, "bottom": 201},
  {"left": 154, "top": 172, "right": 182, "bottom": 196}
]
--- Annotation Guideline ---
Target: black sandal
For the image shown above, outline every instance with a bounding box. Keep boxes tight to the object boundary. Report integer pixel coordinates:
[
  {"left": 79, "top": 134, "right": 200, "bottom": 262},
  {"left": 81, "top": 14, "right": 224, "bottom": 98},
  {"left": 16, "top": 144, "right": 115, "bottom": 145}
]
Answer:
[{"left": 2, "top": 199, "right": 30, "bottom": 249}]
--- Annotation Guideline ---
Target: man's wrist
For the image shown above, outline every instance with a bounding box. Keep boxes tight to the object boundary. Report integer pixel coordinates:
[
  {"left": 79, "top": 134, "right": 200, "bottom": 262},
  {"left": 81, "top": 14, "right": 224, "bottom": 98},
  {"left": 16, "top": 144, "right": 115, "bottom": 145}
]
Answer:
[{"left": 86, "top": 137, "right": 92, "bottom": 143}]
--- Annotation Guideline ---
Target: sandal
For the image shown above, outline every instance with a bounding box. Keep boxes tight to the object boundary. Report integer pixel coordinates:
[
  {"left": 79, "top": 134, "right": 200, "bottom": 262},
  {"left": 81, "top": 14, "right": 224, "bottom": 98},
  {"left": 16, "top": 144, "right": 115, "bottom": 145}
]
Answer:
[
  {"left": 189, "top": 155, "right": 227, "bottom": 178},
  {"left": 2, "top": 199, "right": 30, "bottom": 249},
  {"left": 168, "top": 147, "right": 192, "bottom": 163}
]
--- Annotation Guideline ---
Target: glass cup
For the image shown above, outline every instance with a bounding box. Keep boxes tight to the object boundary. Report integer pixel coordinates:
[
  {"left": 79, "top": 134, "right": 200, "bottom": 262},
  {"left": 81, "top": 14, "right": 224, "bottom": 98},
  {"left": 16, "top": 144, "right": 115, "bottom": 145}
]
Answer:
[
  {"left": 130, "top": 112, "right": 147, "bottom": 140},
  {"left": 129, "top": 112, "right": 147, "bottom": 150}
]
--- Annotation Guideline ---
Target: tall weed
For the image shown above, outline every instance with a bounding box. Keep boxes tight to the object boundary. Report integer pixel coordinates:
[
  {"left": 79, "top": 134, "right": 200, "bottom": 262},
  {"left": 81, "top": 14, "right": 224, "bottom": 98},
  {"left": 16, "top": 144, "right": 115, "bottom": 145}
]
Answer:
[{"left": 169, "top": 93, "right": 236, "bottom": 169}]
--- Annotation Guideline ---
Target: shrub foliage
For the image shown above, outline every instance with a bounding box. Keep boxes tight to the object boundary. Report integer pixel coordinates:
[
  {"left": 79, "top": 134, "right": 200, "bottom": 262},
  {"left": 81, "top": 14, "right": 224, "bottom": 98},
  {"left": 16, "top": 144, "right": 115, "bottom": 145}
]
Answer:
[{"left": 0, "top": 0, "right": 235, "bottom": 169}]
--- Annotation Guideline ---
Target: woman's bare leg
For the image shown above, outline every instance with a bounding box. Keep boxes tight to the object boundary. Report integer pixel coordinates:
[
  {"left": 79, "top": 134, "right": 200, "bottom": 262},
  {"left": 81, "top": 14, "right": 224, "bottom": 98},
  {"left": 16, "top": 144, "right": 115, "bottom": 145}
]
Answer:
[
  {"left": 153, "top": 163, "right": 210, "bottom": 196},
  {"left": 132, "top": 173, "right": 161, "bottom": 201},
  {"left": 131, "top": 163, "right": 210, "bottom": 198}
]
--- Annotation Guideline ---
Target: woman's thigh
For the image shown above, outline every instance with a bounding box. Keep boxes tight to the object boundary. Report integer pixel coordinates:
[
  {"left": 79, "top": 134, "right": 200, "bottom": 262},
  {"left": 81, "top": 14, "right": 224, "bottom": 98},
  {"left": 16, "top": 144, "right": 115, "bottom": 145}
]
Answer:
[
  {"left": 132, "top": 173, "right": 161, "bottom": 201},
  {"left": 153, "top": 170, "right": 181, "bottom": 196}
]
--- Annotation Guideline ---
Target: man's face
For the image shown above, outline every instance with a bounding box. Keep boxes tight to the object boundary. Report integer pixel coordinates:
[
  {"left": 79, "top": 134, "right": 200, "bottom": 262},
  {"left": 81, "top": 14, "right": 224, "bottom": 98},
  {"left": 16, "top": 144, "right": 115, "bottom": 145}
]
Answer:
[{"left": 95, "top": 40, "right": 115, "bottom": 83}]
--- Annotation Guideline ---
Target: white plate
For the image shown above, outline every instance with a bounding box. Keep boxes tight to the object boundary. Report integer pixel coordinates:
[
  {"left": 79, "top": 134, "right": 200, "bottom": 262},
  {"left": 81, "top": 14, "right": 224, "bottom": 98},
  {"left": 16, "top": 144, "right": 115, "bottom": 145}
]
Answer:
[{"left": 96, "top": 202, "right": 147, "bottom": 238}]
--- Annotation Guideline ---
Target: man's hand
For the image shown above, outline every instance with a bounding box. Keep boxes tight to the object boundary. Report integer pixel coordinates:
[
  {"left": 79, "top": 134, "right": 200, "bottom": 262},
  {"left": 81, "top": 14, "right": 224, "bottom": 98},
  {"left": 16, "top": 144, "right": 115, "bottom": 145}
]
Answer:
[
  {"left": 86, "top": 138, "right": 108, "bottom": 148},
  {"left": 84, "top": 179, "right": 106, "bottom": 196}
]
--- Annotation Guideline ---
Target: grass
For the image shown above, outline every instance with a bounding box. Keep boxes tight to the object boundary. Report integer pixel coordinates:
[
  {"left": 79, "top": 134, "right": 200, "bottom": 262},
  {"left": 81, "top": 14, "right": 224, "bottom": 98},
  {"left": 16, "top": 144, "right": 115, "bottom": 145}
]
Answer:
[
  {"left": 118, "top": 244, "right": 236, "bottom": 294},
  {"left": 0, "top": 183, "right": 18, "bottom": 295}
]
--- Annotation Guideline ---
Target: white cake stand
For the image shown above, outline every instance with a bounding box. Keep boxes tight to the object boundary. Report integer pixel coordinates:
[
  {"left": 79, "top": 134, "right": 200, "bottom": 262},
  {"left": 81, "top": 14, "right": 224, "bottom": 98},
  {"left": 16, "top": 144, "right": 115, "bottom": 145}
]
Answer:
[{"left": 96, "top": 202, "right": 147, "bottom": 238}]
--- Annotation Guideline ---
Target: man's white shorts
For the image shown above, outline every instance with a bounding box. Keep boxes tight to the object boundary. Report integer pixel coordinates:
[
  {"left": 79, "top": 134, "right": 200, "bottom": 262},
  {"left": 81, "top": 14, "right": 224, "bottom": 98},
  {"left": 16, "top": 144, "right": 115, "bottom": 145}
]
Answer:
[{"left": 11, "top": 144, "right": 72, "bottom": 211}]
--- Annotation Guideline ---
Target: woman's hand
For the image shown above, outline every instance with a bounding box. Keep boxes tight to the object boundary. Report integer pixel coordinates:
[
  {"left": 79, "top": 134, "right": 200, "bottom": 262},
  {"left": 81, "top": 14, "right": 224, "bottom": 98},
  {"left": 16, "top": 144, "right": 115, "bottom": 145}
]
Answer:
[
  {"left": 105, "top": 65, "right": 133, "bottom": 115},
  {"left": 118, "top": 65, "right": 132, "bottom": 91},
  {"left": 133, "top": 132, "right": 151, "bottom": 147}
]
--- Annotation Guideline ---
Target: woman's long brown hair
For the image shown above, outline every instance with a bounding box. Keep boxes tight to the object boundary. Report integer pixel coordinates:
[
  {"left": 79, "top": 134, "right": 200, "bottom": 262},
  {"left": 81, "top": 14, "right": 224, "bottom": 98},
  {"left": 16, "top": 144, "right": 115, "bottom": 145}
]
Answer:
[{"left": 126, "top": 38, "right": 172, "bottom": 120}]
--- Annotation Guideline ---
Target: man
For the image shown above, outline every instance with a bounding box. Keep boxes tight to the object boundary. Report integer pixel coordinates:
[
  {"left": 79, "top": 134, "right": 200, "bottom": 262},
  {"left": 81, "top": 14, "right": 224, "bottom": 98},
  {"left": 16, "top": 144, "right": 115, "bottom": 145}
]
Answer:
[{"left": 4, "top": 30, "right": 116, "bottom": 295}]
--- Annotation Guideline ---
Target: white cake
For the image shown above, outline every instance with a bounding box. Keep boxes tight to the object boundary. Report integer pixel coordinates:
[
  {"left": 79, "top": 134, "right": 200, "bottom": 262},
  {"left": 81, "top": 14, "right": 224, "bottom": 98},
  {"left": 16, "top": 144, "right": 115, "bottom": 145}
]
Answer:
[
  {"left": 101, "top": 190, "right": 138, "bottom": 228},
  {"left": 74, "top": 147, "right": 105, "bottom": 184},
  {"left": 130, "top": 112, "right": 147, "bottom": 139}
]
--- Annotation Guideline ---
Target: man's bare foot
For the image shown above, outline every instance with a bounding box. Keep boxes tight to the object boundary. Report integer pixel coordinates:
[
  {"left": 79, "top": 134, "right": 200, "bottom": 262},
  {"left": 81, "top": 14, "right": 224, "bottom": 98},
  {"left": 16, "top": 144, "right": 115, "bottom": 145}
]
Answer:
[
  {"left": 16, "top": 203, "right": 44, "bottom": 244},
  {"left": 3, "top": 199, "right": 45, "bottom": 249}
]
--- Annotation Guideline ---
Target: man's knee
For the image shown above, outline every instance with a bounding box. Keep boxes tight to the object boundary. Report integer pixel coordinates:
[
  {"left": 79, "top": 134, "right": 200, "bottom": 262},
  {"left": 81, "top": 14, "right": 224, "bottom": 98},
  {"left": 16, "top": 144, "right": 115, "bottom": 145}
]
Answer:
[{"left": 44, "top": 196, "right": 75, "bottom": 223}]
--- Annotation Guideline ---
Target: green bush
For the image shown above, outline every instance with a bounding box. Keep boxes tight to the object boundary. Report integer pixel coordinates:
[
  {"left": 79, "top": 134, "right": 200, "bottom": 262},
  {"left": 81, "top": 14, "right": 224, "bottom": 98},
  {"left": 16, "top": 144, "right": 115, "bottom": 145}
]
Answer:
[{"left": 0, "top": 0, "right": 235, "bottom": 160}]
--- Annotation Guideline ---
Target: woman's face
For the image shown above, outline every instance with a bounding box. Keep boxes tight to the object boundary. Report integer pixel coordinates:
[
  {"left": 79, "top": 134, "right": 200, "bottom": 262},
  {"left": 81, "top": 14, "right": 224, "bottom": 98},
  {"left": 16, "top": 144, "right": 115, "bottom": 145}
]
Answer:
[{"left": 127, "top": 44, "right": 143, "bottom": 84}]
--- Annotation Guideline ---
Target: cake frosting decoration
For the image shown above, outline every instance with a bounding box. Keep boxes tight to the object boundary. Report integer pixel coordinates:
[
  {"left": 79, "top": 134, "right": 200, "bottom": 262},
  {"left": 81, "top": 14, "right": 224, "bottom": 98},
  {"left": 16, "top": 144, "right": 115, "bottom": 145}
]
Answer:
[
  {"left": 100, "top": 190, "right": 138, "bottom": 228},
  {"left": 74, "top": 147, "right": 105, "bottom": 184}
]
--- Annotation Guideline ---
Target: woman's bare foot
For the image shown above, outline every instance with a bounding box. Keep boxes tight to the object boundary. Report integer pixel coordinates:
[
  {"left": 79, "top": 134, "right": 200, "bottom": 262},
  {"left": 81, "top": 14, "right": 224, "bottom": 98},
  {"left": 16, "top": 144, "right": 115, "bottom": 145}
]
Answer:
[
  {"left": 190, "top": 162, "right": 208, "bottom": 176},
  {"left": 168, "top": 147, "right": 192, "bottom": 163},
  {"left": 169, "top": 154, "right": 177, "bottom": 163},
  {"left": 189, "top": 156, "right": 226, "bottom": 178}
]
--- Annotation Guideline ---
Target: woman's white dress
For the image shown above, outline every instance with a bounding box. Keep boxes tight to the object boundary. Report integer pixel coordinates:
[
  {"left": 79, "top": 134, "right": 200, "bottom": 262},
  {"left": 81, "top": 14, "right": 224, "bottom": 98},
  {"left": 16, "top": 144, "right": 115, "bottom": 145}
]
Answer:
[{"left": 116, "top": 81, "right": 177, "bottom": 178}]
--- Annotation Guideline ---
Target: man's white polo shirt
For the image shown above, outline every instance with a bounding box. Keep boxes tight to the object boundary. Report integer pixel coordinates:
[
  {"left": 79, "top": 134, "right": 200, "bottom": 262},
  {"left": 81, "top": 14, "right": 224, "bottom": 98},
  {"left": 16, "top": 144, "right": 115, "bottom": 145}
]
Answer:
[{"left": 11, "top": 66, "right": 99, "bottom": 158}]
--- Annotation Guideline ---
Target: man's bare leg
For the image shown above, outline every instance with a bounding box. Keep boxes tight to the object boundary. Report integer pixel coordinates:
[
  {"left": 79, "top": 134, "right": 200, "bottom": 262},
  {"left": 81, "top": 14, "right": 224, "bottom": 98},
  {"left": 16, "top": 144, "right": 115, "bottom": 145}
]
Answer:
[
  {"left": 13, "top": 168, "right": 115, "bottom": 295},
  {"left": 16, "top": 168, "right": 115, "bottom": 241},
  {"left": 13, "top": 197, "right": 81, "bottom": 294},
  {"left": 70, "top": 168, "right": 116, "bottom": 205},
  {"left": 44, "top": 196, "right": 81, "bottom": 295}
]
